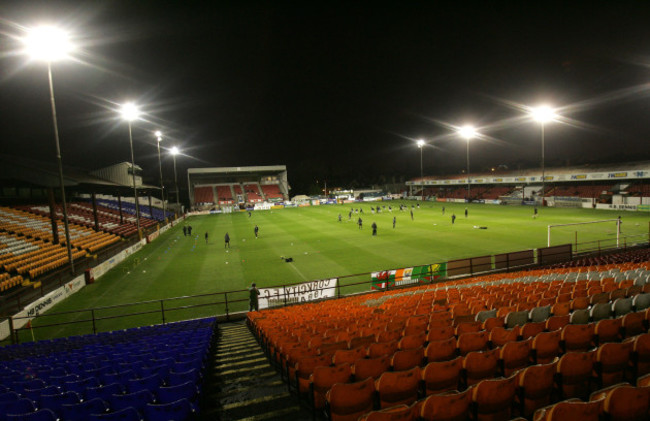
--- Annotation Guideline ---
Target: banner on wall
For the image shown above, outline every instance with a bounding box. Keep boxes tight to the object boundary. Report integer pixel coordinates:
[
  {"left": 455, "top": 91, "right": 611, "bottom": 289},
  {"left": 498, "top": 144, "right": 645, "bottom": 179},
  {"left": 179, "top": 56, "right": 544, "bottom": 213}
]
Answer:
[
  {"left": 371, "top": 263, "right": 446, "bottom": 290},
  {"left": 258, "top": 278, "right": 337, "bottom": 309}
]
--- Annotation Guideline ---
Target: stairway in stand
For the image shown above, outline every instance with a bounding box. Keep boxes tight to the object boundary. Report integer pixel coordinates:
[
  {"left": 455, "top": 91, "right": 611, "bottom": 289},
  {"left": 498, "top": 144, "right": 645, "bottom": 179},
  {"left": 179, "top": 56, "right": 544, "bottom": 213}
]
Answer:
[{"left": 199, "top": 320, "right": 312, "bottom": 421}]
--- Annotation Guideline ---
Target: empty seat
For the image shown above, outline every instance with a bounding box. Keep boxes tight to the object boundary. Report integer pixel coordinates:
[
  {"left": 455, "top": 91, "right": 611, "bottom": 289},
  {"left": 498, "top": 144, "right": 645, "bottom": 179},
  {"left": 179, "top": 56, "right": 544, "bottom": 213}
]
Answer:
[
  {"left": 556, "top": 351, "right": 595, "bottom": 399},
  {"left": 398, "top": 333, "right": 426, "bottom": 350},
  {"left": 601, "top": 384, "right": 650, "bottom": 421},
  {"left": 633, "top": 293, "right": 650, "bottom": 311},
  {"left": 325, "top": 377, "right": 375, "bottom": 421},
  {"left": 60, "top": 398, "right": 109, "bottom": 421},
  {"left": 463, "top": 349, "right": 499, "bottom": 387},
  {"left": 421, "top": 356, "right": 462, "bottom": 395},
  {"left": 488, "top": 327, "right": 518, "bottom": 348},
  {"left": 612, "top": 297, "right": 633, "bottom": 317},
  {"left": 500, "top": 338, "right": 532, "bottom": 376},
  {"left": 310, "top": 363, "right": 352, "bottom": 410},
  {"left": 531, "top": 330, "right": 561, "bottom": 364},
  {"left": 144, "top": 398, "right": 194, "bottom": 421},
  {"left": 367, "top": 341, "right": 399, "bottom": 358},
  {"left": 590, "top": 302, "right": 612, "bottom": 321},
  {"left": 594, "top": 341, "right": 632, "bottom": 387},
  {"left": 457, "top": 331, "right": 489, "bottom": 356},
  {"left": 352, "top": 356, "right": 391, "bottom": 381},
  {"left": 375, "top": 367, "right": 420, "bottom": 409},
  {"left": 545, "top": 315, "right": 570, "bottom": 331},
  {"left": 426, "top": 337, "right": 457, "bottom": 362},
  {"left": 622, "top": 311, "right": 646, "bottom": 338},
  {"left": 419, "top": 388, "right": 472, "bottom": 421},
  {"left": 505, "top": 310, "right": 529, "bottom": 328},
  {"left": 333, "top": 347, "right": 366, "bottom": 365},
  {"left": 529, "top": 305, "right": 551, "bottom": 323},
  {"left": 6, "top": 408, "right": 58, "bottom": 421},
  {"left": 391, "top": 347, "right": 424, "bottom": 371},
  {"left": 561, "top": 323, "right": 594, "bottom": 352},
  {"left": 471, "top": 376, "right": 517, "bottom": 421},
  {"left": 569, "top": 309, "right": 590, "bottom": 325},
  {"left": 358, "top": 403, "right": 419, "bottom": 421},
  {"left": 426, "top": 326, "right": 455, "bottom": 342},
  {"left": 533, "top": 399, "right": 601, "bottom": 421},
  {"left": 515, "top": 360, "right": 558, "bottom": 418},
  {"left": 594, "top": 317, "right": 623, "bottom": 344}
]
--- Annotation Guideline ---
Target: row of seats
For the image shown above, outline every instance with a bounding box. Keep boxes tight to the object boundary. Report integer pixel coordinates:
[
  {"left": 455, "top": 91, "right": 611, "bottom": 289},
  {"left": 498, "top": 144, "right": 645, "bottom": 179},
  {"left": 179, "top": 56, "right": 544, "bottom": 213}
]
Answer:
[
  {"left": 0, "top": 318, "right": 216, "bottom": 421},
  {"left": 347, "top": 372, "right": 650, "bottom": 421},
  {"left": 280, "top": 330, "right": 650, "bottom": 421},
  {"left": 249, "top": 252, "right": 650, "bottom": 420},
  {"left": 0, "top": 274, "right": 23, "bottom": 293}
]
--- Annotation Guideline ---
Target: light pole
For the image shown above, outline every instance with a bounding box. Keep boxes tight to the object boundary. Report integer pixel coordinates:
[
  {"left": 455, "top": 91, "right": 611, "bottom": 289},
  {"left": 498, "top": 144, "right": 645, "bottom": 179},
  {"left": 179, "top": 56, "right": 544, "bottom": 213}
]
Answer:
[
  {"left": 531, "top": 106, "right": 556, "bottom": 206},
  {"left": 170, "top": 146, "right": 180, "bottom": 207},
  {"left": 23, "top": 26, "right": 75, "bottom": 274},
  {"left": 154, "top": 131, "right": 165, "bottom": 221},
  {"left": 417, "top": 139, "right": 425, "bottom": 200},
  {"left": 458, "top": 125, "right": 477, "bottom": 201},
  {"left": 120, "top": 103, "right": 141, "bottom": 237}
]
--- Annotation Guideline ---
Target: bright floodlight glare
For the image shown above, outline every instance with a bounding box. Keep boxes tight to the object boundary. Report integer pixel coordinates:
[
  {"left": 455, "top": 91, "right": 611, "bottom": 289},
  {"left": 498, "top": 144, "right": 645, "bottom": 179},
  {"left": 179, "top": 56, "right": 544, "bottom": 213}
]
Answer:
[
  {"left": 417, "top": 139, "right": 425, "bottom": 148},
  {"left": 458, "top": 125, "right": 477, "bottom": 140},
  {"left": 120, "top": 102, "right": 140, "bottom": 121},
  {"left": 23, "top": 26, "right": 74, "bottom": 62},
  {"left": 154, "top": 130, "right": 162, "bottom": 138},
  {"left": 531, "top": 105, "right": 556, "bottom": 123},
  {"left": 170, "top": 146, "right": 179, "bottom": 155}
]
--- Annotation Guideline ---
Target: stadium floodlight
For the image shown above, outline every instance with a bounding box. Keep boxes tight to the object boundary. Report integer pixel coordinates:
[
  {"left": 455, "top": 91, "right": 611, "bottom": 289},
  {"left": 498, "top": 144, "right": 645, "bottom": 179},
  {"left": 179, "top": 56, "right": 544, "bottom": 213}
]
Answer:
[
  {"left": 417, "top": 139, "right": 425, "bottom": 200},
  {"left": 120, "top": 102, "right": 141, "bottom": 238},
  {"left": 170, "top": 146, "right": 180, "bottom": 207},
  {"left": 458, "top": 125, "right": 477, "bottom": 200},
  {"left": 530, "top": 105, "right": 557, "bottom": 206},
  {"left": 22, "top": 25, "right": 76, "bottom": 274},
  {"left": 154, "top": 131, "right": 166, "bottom": 221}
]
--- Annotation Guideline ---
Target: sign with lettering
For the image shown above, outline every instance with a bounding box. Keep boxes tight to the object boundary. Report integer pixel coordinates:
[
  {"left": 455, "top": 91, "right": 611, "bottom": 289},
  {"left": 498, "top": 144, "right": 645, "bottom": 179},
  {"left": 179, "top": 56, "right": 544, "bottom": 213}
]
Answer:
[{"left": 258, "top": 278, "right": 337, "bottom": 309}]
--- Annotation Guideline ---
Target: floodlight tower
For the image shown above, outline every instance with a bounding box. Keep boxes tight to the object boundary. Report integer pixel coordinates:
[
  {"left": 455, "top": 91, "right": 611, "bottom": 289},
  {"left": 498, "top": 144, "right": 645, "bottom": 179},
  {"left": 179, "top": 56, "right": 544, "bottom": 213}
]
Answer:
[
  {"left": 458, "top": 125, "right": 477, "bottom": 200},
  {"left": 120, "top": 103, "right": 142, "bottom": 237},
  {"left": 170, "top": 146, "right": 180, "bottom": 207},
  {"left": 154, "top": 131, "right": 166, "bottom": 220},
  {"left": 531, "top": 106, "right": 556, "bottom": 206},
  {"left": 23, "top": 26, "right": 76, "bottom": 274},
  {"left": 417, "top": 139, "right": 425, "bottom": 200}
]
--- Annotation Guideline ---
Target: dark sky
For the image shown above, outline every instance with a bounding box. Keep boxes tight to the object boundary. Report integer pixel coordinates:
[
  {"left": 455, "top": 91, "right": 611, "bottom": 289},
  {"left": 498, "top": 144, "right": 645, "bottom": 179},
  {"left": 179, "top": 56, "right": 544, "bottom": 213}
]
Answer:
[{"left": 1, "top": 1, "right": 650, "bottom": 195}]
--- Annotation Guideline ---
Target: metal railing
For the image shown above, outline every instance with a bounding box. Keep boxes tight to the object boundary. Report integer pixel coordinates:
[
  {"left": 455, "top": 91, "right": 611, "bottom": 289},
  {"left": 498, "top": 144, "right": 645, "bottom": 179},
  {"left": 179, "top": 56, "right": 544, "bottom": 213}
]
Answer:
[{"left": 3, "top": 234, "right": 648, "bottom": 345}]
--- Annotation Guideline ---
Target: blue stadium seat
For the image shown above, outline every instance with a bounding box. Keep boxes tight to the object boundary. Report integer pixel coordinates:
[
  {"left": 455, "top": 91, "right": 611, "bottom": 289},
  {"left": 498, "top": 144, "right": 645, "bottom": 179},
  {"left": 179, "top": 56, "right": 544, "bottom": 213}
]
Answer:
[
  {"left": 21, "top": 386, "right": 60, "bottom": 404},
  {"left": 0, "top": 391, "right": 21, "bottom": 403},
  {"left": 157, "top": 381, "right": 199, "bottom": 406},
  {"left": 0, "top": 399, "right": 36, "bottom": 421},
  {"left": 107, "top": 389, "right": 155, "bottom": 416},
  {"left": 144, "top": 398, "right": 194, "bottom": 421},
  {"left": 167, "top": 368, "right": 201, "bottom": 387},
  {"left": 64, "top": 376, "right": 101, "bottom": 397},
  {"left": 6, "top": 409, "right": 57, "bottom": 421},
  {"left": 89, "top": 406, "right": 141, "bottom": 421},
  {"left": 85, "top": 383, "right": 126, "bottom": 402},
  {"left": 38, "top": 391, "right": 81, "bottom": 417},
  {"left": 127, "top": 373, "right": 163, "bottom": 394},
  {"left": 10, "top": 379, "right": 46, "bottom": 394},
  {"left": 60, "top": 397, "right": 110, "bottom": 421}
]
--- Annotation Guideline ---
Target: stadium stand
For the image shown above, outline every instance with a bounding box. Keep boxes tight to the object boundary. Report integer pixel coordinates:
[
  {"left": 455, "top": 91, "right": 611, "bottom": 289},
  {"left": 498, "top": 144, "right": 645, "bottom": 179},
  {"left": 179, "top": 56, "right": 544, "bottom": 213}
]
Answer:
[
  {"left": 215, "top": 185, "right": 234, "bottom": 204},
  {"left": 193, "top": 186, "right": 215, "bottom": 205},
  {"left": 0, "top": 318, "right": 215, "bottom": 421},
  {"left": 248, "top": 247, "right": 650, "bottom": 420},
  {"left": 94, "top": 199, "right": 163, "bottom": 227},
  {"left": 261, "top": 184, "right": 283, "bottom": 200},
  {"left": 244, "top": 184, "right": 262, "bottom": 202}
]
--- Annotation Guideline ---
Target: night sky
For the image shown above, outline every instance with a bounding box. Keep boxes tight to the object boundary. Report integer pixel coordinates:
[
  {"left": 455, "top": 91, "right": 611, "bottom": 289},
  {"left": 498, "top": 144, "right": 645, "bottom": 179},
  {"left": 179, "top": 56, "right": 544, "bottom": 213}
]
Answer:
[{"left": 1, "top": 1, "right": 650, "bottom": 196}]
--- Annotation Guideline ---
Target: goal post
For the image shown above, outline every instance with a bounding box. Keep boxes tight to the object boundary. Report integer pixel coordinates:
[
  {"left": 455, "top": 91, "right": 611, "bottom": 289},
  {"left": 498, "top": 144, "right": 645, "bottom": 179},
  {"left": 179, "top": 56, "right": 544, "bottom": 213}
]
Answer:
[{"left": 547, "top": 219, "right": 620, "bottom": 248}]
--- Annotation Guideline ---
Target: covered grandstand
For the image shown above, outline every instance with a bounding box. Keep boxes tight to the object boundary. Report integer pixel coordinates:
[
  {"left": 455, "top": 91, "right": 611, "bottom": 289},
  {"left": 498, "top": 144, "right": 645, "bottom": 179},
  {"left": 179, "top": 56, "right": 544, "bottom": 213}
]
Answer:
[
  {"left": 0, "top": 154, "right": 176, "bottom": 313},
  {"left": 187, "top": 165, "right": 289, "bottom": 210},
  {"left": 407, "top": 161, "right": 650, "bottom": 209}
]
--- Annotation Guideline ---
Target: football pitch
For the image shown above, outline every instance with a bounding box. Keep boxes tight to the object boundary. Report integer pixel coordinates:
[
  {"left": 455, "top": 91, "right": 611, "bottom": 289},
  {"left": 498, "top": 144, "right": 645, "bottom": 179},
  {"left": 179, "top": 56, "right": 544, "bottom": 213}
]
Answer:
[{"left": 14, "top": 201, "right": 650, "bottom": 342}]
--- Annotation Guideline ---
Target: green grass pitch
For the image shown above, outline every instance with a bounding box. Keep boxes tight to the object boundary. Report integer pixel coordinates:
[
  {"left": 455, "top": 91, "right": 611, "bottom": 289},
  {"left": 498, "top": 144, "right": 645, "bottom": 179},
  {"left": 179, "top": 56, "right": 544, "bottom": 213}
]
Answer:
[{"left": 12, "top": 201, "right": 649, "bottom": 342}]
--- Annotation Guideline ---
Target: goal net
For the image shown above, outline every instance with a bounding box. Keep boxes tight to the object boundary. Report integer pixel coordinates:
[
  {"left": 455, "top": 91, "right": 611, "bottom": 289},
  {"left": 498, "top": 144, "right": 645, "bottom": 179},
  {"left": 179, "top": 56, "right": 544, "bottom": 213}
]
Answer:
[{"left": 548, "top": 219, "right": 620, "bottom": 252}]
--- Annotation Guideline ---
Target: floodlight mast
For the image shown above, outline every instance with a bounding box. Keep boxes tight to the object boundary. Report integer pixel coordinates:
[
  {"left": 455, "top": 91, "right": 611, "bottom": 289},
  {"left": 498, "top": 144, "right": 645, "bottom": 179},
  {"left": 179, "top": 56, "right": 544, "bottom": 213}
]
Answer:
[
  {"left": 23, "top": 26, "right": 75, "bottom": 274},
  {"left": 155, "top": 131, "right": 166, "bottom": 221},
  {"left": 120, "top": 103, "right": 142, "bottom": 238},
  {"left": 417, "top": 139, "right": 425, "bottom": 200},
  {"left": 531, "top": 106, "right": 556, "bottom": 206},
  {"left": 170, "top": 146, "right": 180, "bottom": 207},
  {"left": 458, "top": 126, "right": 477, "bottom": 201}
]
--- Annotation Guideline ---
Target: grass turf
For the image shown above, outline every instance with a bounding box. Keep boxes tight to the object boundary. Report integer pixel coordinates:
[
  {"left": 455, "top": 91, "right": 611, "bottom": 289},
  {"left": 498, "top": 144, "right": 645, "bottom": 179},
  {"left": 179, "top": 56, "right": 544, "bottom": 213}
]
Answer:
[{"left": 12, "top": 201, "right": 650, "bottom": 342}]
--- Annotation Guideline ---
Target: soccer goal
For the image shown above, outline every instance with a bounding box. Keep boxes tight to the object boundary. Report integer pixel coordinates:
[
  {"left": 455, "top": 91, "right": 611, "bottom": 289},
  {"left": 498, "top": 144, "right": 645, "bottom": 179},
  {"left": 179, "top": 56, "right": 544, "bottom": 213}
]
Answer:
[{"left": 547, "top": 219, "right": 620, "bottom": 250}]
